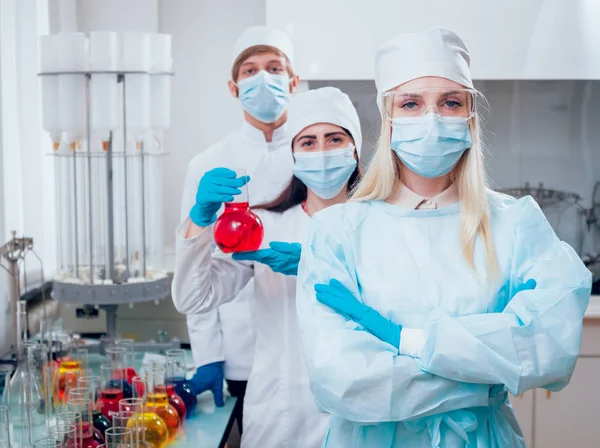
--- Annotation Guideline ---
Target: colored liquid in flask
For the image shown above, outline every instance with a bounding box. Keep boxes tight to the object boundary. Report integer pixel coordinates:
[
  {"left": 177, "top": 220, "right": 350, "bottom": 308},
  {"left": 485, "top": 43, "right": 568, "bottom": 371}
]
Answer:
[
  {"left": 156, "top": 384, "right": 186, "bottom": 423},
  {"left": 168, "top": 377, "right": 197, "bottom": 418},
  {"left": 146, "top": 392, "right": 180, "bottom": 441},
  {"left": 213, "top": 202, "right": 264, "bottom": 253},
  {"left": 100, "top": 388, "right": 123, "bottom": 419}
]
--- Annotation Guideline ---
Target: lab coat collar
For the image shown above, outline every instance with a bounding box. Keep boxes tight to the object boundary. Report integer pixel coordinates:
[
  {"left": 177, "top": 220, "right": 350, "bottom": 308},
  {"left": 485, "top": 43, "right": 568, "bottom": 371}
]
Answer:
[
  {"left": 394, "top": 182, "right": 459, "bottom": 210},
  {"left": 239, "top": 120, "right": 290, "bottom": 149}
]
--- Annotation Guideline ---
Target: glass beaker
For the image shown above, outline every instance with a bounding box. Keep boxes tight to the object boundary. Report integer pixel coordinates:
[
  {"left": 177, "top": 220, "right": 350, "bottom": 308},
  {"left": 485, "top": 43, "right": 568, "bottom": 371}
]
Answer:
[
  {"left": 130, "top": 378, "right": 144, "bottom": 400},
  {"left": 99, "top": 367, "right": 123, "bottom": 420},
  {"left": 105, "top": 427, "right": 133, "bottom": 448},
  {"left": 49, "top": 425, "right": 75, "bottom": 448},
  {"left": 26, "top": 342, "right": 49, "bottom": 426},
  {"left": 54, "top": 355, "right": 82, "bottom": 407},
  {"left": 104, "top": 349, "right": 132, "bottom": 399},
  {"left": 0, "top": 405, "right": 9, "bottom": 448},
  {"left": 68, "top": 388, "right": 110, "bottom": 442},
  {"left": 213, "top": 168, "right": 264, "bottom": 253},
  {"left": 111, "top": 412, "right": 138, "bottom": 448},
  {"left": 143, "top": 365, "right": 179, "bottom": 441},
  {"left": 118, "top": 399, "right": 167, "bottom": 448},
  {"left": 33, "top": 439, "right": 63, "bottom": 448},
  {"left": 113, "top": 341, "right": 137, "bottom": 386},
  {"left": 67, "top": 399, "right": 100, "bottom": 448},
  {"left": 165, "top": 350, "right": 195, "bottom": 419},
  {"left": 56, "top": 411, "right": 82, "bottom": 448}
]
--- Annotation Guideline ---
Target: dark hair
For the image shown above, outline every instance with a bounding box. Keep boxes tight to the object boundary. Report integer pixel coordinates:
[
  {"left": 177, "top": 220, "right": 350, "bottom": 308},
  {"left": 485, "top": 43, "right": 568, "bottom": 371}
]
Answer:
[{"left": 256, "top": 127, "right": 361, "bottom": 213}]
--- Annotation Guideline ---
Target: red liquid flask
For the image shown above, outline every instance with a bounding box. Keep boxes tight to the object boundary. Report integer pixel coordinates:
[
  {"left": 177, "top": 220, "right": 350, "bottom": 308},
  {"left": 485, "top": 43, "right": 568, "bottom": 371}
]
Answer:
[
  {"left": 213, "top": 202, "right": 264, "bottom": 253},
  {"left": 99, "top": 388, "right": 124, "bottom": 420}
]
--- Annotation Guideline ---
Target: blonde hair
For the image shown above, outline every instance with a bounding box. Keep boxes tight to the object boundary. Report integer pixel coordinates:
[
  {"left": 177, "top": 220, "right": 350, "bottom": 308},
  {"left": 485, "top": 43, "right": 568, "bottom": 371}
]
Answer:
[{"left": 352, "top": 100, "right": 499, "bottom": 280}]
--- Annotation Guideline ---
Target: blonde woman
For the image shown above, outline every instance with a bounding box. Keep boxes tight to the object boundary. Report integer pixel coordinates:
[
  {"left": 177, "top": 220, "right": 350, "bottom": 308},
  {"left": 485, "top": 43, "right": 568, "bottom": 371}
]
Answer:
[{"left": 295, "top": 28, "right": 591, "bottom": 447}]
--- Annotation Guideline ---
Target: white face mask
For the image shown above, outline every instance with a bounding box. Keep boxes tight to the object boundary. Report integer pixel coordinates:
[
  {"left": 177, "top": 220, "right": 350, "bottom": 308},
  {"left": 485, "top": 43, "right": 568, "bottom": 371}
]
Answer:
[
  {"left": 236, "top": 70, "right": 291, "bottom": 123},
  {"left": 292, "top": 146, "right": 357, "bottom": 199}
]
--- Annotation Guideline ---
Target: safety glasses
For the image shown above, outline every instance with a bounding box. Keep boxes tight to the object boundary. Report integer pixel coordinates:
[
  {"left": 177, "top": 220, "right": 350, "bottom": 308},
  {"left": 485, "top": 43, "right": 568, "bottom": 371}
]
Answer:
[{"left": 381, "top": 87, "right": 479, "bottom": 121}]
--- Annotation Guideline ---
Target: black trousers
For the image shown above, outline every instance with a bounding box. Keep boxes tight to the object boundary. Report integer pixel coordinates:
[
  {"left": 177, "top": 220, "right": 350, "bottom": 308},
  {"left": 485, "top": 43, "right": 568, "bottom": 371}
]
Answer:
[{"left": 226, "top": 379, "right": 248, "bottom": 434}]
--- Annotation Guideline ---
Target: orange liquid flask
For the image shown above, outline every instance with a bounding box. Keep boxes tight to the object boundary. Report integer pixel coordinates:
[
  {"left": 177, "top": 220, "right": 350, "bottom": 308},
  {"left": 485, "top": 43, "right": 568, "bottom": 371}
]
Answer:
[
  {"left": 145, "top": 364, "right": 180, "bottom": 441},
  {"left": 213, "top": 169, "right": 263, "bottom": 253}
]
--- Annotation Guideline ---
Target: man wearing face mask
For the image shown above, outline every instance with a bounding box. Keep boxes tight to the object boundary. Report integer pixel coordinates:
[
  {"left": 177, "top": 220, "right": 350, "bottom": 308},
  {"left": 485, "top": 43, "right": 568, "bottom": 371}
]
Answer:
[{"left": 176, "top": 26, "right": 299, "bottom": 433}]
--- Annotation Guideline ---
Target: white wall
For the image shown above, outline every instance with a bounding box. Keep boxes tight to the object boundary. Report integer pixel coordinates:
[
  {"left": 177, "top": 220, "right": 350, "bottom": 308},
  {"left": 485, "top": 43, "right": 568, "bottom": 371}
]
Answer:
[
  {"left": 267, "top": 0, "right": 600, "bottom": 80},
  {"left": 158, "top": 0, "right": 266, "bottom": 266}
]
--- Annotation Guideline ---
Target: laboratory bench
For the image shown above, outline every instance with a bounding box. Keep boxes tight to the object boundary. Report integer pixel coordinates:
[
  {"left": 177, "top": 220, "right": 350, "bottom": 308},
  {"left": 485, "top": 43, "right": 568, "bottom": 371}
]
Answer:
[{"left": 6, "top": 351, "right": 237, "bottom": 448}]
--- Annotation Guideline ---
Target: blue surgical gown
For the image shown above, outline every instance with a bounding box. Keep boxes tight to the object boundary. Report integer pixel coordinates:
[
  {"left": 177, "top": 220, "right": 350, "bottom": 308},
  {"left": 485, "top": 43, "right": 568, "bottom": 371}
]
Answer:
[{"left": 296, "top": 194, "right": 591, "bottom": 448}]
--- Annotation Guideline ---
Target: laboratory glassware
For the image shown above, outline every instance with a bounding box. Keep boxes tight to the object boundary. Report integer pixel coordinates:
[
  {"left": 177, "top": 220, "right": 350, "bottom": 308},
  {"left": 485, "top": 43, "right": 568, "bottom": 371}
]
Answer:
[
  {"left": 165, "top": 350, "right": 195, "bottom": 418},
  {"left": 213, "top": 169, "right": 264, "bottom": 253}
]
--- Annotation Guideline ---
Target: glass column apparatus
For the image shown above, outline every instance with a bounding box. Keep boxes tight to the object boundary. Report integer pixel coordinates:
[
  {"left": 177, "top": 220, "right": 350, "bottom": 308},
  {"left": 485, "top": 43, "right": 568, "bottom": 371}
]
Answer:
[{"left": 39, "top": 31, "right": 173, "bottom": 338}]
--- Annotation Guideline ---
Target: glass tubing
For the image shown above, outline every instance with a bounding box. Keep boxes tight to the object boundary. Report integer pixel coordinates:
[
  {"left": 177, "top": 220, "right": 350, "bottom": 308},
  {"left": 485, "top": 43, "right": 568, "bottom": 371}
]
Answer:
[{"left": 46, "top": 71, "right": 168, "bottom": 284}]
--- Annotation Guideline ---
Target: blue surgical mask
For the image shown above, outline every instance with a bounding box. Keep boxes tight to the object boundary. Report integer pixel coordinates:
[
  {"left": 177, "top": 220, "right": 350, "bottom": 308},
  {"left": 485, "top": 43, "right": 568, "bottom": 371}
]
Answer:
[
  {"left": 293, "top": 146, "right": 357, "bottom": 200},
  {"left": 236, "top": 70, "right": 291, "bottom": 123},
  {"left": 390, "top": 114, "right": 472, "bottom": 178}
]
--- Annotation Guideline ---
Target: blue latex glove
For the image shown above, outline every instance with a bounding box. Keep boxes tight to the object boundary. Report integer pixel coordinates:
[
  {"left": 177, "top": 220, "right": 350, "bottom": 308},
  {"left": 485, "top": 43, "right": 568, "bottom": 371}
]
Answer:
[
  {"left": 188, "top": 361, "right": 225, "bottom": 407},
  {"left": 232, "top": 241, "right": 302, "bottom": 276},
  {"left": 314, "top": 279, "right": 402, "bottom": 349},
  {"left": 189, "top": 168, "right": 250, "bottom": 227}
]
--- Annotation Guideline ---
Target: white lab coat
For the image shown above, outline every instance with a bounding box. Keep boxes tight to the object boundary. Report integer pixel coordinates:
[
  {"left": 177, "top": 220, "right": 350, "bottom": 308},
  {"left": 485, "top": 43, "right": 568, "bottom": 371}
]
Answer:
[
  {"left": 178, "top": 121, "right": 292, "bottom": 380},
  {"left": 172, "top": 204, "right": 329, "bottom": 448}
]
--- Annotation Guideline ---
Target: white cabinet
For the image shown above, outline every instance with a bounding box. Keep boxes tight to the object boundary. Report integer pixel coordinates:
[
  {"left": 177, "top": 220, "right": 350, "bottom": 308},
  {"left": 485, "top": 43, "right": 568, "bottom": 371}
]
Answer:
[
  {"left": 534, "top": 357, "right": 600, "bottom": 448},
  {"left": 509, "top": 391, "right": 534, "bottom": 448},
  {"left": 266, "top": 0, "right": 600, "bottom": 81}
]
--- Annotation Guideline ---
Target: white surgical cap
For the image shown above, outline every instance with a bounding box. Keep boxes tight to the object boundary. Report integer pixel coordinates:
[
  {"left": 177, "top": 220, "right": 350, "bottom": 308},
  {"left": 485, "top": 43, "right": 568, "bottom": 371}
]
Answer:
[
  {"left": 287, "top": 87, "right": 362, "bottom": 156},
  {"left": 374, "top": 27, "right": 473, "bottom": 110},
  {"left": 232, "top": 26, "right": 294, "bottom": 66}
]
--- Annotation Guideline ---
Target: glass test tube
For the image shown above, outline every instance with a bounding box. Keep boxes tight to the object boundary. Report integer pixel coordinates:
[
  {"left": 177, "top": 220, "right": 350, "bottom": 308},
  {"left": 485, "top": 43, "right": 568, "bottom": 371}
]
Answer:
[{"left": 67, "top": 399, "right": 94, "bottom": 446}]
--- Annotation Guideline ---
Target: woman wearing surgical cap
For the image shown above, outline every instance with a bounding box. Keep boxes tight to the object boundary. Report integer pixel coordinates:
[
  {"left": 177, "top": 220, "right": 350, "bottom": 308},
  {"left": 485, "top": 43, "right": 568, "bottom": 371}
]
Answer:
[
  {"left": 172, "top": 87, "right": 362, "bottom": 448},
  {"left": 296, "top": 28, "right": 591, "bottom": 447}
]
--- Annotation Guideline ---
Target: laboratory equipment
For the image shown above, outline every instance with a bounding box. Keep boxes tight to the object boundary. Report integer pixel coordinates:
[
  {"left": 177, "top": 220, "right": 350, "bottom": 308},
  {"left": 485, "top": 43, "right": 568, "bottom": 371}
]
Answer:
[
  {"left": 113, "top": 341, "right": 137, "bottom": 385},
  {"left": 104, "top": 348, "right": 132, "bottom": 399},
  {"left": 39, "top": 32, "right": 174, "bottom": 340},
  {"left": 111, "top": 412, "right": 138, "bottom": 448},
  {"left": 54, "top": 360, "right": 82, "bottom": 406},
  {"left": 67, "top": 399, "right": 101, "bottom": 448},
  {"left": 213, "top": 169, "right": 264, "bottom": 253},
  {"left": 33, "top": 439, "right": 63, "bottom": 448},
  {"left": 0, "top": 405, "right": 9, "bottom": 448},
  {"left": 154, "top": 384, "right": 184, "bottom": 424},
  {"left": 165, "top": 350, "right": 195, "bottom": 419},
  {"left": 143, "top": 366, "right": 179, "bottom": 441},
  {"left": 105, "top": 427, "right": 133, "bottom": 448},
  {"left": 49, "top": 425, "right": 75, "bottom": 448},
  {"left": 130, "top": 378, "right": 144, "bottom": 400},
  {"left": 56, "top": 411, "right": 83, "bottom": 448},
  {"left": 99, "top": 366, "right": 123, "bottom": 420},
  {"left": 69, "top": 386, "right": 111, "bottom": 439},
  {"left": 119, "top": 399, "right": 167, "bottom": 448},
  {"left": 3, "top": 302, "right": 44, "bottom": 435}
]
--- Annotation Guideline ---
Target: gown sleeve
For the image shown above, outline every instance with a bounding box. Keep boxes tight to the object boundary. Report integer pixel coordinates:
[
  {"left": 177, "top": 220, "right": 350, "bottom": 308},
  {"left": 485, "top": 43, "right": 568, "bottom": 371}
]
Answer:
[
  {"left": 171, "top": 218, "right": 254, "bottom": 314},
  {"left": 409, "top": 196, "right": 592, "bottom": 396},
  {"left": 295, "top": 205, "right": 491, "bottom": 423}
]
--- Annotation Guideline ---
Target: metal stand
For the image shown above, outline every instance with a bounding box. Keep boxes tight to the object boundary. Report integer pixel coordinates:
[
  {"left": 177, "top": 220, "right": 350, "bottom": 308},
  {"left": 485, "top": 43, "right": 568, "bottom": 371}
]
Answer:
[
  {"left": 0, "top": 232, "right": 34, "bottom": 350},
  {"left": 39, "top": 69, "right": 174, "bottom": 345}
]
